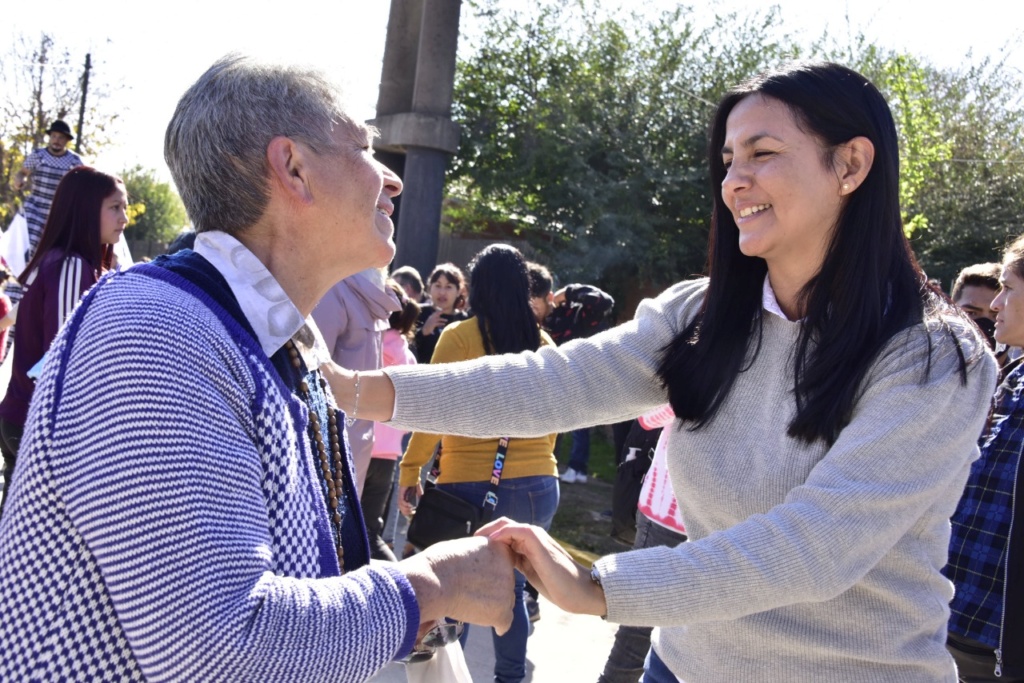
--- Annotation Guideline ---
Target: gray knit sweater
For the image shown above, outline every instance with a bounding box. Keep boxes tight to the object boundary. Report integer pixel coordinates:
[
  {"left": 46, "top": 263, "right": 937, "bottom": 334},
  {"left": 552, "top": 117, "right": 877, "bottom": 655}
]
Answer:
[{"left": 387, "top": 278, "right": 997, "bottom": 682}]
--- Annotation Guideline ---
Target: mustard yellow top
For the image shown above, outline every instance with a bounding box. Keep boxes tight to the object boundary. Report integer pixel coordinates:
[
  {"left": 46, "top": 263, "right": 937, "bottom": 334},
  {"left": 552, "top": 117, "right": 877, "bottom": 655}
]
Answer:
[{"left": 399, "top": 318, "right": 558, "bottom": 487}]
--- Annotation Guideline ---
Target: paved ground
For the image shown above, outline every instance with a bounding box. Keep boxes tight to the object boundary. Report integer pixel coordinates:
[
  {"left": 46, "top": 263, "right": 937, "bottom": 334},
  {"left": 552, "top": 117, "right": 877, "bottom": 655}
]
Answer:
[
  {"left": 370, "top": 498, "right": 623, "bottom": 682},
  {"left": 369, "top": 594, "right": 619, "bottom": 682}
]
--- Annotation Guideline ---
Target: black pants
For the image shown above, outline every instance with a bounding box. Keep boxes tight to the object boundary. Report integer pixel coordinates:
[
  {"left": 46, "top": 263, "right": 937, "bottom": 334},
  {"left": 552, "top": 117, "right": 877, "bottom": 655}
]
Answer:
[
  {"left": 360, "top": 458, "right": 398, "bottom": 562},
  {"left": 948, "top": 632, "right": 1024, "bottom": 682},
  {"left": 599, "top": 512, "right": 687, "bottom": 683},
  {"left": 0, "top": 418, "right": 23, "bottom": 520}
]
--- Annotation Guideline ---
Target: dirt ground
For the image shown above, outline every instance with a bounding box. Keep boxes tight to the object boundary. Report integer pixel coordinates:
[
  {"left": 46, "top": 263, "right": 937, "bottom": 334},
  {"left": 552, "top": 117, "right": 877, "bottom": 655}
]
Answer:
[{"left": 551, "top": 476, "right": 633, "bottom": 558}]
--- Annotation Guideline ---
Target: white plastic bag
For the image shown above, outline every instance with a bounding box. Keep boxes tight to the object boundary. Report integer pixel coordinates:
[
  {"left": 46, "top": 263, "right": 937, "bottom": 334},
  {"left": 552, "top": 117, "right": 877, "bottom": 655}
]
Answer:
[
  {"left": 404, "top": 640, "right": 473, "bottom": 683},
  {"left": 0, "top": 212, "right": 29, "bottom": 277}
]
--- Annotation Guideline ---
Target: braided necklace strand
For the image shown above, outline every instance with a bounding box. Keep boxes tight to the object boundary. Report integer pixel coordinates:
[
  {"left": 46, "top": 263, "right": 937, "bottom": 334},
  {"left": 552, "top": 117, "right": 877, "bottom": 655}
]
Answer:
[{"left": 288, "top": 341, "right": 345, "bottom": 572}]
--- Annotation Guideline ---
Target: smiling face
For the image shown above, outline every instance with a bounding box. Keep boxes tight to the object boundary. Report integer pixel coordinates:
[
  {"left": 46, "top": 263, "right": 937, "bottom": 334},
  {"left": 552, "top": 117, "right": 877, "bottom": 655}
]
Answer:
[
  {"left": 99, "top": 183, "right": 129, "bottom": 245},
  {"left": 992, "top": 264, "right": 1024, "bottom": 348},
  {"left": 305, "top": 122, "right": 403, "bottom": 278},
  {"left": 429, "top": 275, "right": 459, "bottom": 315},
  {"left": 720, "top": 94, "right": 845, "bottom": 282}
]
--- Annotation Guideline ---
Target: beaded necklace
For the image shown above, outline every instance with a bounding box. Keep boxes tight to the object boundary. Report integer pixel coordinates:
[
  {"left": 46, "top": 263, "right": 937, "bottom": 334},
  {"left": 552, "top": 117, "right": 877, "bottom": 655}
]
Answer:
[{"left": 287, "top": 340, "right": 345, "bottom": 572}]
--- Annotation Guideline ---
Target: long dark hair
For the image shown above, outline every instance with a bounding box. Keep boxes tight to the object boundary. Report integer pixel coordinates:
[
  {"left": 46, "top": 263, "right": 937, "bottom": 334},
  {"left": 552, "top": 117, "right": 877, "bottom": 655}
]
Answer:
[
  {"left": 468, "top": 244, "right": 542, "bottom": 355},
  {"left": 21, "top": 166, "right": 119, "bottom": 283},
  {"left": 658, "top": 62, "right": 962, "bottom": 445}
]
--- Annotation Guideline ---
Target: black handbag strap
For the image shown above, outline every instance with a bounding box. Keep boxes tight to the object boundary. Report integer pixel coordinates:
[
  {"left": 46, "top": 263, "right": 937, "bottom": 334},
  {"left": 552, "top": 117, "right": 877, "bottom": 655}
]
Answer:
[{"left": 424, "top": 437, "right": 511, "bottom": 512}]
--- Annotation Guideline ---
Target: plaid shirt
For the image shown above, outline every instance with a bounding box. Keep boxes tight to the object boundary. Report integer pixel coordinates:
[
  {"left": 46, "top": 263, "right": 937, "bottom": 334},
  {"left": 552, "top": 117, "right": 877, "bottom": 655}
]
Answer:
[{"left": 945, "top": 361, "right": 1024, "bottom": 648}]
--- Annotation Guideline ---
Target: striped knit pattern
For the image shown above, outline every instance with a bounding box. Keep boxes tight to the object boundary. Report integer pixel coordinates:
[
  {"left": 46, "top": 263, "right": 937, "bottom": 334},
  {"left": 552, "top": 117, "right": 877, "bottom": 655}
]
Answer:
[
  {"left": 55, "top": 255, "right": 85, "bottom": 329},
  {"left": 0, "top": 264, "right": 417, "bottom": 681},
  {"left": 21, "top": 148, "right": 84, "bottom": 247}
]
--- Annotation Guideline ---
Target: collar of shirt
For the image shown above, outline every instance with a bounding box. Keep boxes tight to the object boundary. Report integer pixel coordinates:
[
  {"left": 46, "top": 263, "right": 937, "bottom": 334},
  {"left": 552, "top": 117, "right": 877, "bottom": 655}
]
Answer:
[
  {"left": 762, "top": 275, "right": 795, "bottom": 321},
  {"left": 194, "top": 230, "right": 331, "bottom": 369}
]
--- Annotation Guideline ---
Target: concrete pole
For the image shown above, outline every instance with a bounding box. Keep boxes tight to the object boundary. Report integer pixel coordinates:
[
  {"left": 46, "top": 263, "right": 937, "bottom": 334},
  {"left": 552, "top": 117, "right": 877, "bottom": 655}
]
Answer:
[{"left": 373, "top": 0, "right": 463, "bottom": 282}]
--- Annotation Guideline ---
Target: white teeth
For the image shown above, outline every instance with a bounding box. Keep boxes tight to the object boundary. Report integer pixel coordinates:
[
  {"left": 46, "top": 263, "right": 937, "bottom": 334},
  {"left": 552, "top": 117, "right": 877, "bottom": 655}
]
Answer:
[{"left": 739, "top": 204, "right": 771, "bottom": 218}]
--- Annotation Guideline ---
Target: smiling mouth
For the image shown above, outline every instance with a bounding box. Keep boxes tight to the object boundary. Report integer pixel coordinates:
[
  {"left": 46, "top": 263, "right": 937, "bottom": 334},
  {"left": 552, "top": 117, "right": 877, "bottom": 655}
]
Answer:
[{"left": 739, "top": 204, "right": 771, "bottom": 218}]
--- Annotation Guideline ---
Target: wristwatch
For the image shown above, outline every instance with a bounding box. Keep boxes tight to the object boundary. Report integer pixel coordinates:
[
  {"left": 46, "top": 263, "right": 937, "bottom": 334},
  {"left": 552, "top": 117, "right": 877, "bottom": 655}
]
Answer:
[{"left": 590, "top": 565, "right": 608, "bottom": 620}]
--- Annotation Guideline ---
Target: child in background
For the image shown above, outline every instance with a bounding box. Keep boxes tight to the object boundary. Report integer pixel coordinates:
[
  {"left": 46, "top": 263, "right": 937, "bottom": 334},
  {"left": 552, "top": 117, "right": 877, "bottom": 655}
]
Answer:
[{"left": 362, "top": 280, "right": 419, "bottom": 561}]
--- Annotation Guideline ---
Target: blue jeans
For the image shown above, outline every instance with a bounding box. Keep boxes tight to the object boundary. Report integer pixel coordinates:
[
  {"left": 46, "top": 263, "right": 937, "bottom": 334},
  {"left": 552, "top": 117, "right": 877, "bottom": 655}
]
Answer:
[
  {"left": 568, "top": 427, "right": 590, "bottom": 473},
  {"left": 642, "top": 648, "right": 677, "bottom": 683},
  {"left": 437, "top": 475, "right": 559, "bottom": 683}
]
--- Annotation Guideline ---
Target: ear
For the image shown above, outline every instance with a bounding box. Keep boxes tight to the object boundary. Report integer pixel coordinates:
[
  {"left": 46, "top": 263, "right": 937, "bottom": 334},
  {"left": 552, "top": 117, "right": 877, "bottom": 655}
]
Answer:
[
  {"left": 266, "top": 136, "right": 313, "bottom": 204},
  {"left": 836, "top": 136, "right": 875, "bottom": 196}
]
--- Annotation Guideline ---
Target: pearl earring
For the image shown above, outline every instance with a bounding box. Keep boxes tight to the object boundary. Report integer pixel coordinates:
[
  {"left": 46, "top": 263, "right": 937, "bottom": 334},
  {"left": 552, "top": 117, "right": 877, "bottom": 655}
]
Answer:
[{"left": 842, "top": 183, "right": 851, "bottom": 192}]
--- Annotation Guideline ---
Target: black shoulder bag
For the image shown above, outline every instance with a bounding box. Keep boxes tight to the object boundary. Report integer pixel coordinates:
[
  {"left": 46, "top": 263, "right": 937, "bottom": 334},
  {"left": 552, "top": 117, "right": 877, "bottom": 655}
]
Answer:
[{"left": 405, "top": 437, "right": 510, "bottom": 550}]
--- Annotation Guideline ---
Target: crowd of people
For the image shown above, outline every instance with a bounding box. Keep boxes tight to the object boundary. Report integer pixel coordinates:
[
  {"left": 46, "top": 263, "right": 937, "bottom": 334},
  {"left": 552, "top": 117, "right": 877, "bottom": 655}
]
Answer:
[{"left": 0, "top": 52, "right": 1018, "bottom": 683}]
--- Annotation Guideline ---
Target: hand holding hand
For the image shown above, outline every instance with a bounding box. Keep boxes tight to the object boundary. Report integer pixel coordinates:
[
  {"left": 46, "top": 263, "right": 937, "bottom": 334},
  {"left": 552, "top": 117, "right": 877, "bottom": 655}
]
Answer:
[
  {"left": 399, "top": 536, "right": 517, "bottom": 635},
  {"left": 477, "top": 517, "right": 607, "bottom": 617}
]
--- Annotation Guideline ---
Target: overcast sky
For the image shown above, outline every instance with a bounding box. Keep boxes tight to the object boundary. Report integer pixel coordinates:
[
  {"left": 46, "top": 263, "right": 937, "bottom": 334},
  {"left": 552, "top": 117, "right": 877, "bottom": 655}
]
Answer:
[{"left": 7, "top": 0, "right": 1022, "bottom": 181}]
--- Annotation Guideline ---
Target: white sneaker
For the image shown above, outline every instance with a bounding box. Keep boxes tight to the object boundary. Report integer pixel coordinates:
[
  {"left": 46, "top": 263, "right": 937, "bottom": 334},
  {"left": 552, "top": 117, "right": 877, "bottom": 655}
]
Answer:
[{"left": 560, "top": 468, "right": 587, "bottom": 484}]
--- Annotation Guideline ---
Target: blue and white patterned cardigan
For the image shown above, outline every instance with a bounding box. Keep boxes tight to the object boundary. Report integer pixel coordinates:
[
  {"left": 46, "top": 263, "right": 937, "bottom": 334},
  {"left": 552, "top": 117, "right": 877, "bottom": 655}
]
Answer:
[{"left": 0, "top": 260, "right": 418, "bottom": 681}]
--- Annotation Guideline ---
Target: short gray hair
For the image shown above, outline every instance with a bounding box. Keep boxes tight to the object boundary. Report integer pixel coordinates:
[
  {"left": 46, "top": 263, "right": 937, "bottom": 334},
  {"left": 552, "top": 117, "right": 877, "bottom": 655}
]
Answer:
[{"left": 164, "top": 54, "right": 355, "bottom": 235}]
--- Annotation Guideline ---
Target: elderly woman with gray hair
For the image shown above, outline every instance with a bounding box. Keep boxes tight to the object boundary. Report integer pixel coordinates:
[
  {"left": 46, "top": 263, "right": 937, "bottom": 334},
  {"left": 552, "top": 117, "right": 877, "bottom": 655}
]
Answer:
[{"left": 0, "top": 56, "right": 515, "bottom": 682}]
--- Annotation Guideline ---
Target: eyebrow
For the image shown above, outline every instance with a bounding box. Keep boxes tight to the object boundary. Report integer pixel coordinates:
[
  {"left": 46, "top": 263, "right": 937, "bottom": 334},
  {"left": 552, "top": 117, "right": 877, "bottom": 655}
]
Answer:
[{"left": 721, "top": 132, "right": 784, "bottom": 156}]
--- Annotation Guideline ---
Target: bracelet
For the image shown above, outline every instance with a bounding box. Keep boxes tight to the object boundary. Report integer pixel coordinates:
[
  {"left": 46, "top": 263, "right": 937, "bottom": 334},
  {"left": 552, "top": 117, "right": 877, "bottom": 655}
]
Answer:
[{"left": 351, "top": 371, "right": 361, "bottom": 419}]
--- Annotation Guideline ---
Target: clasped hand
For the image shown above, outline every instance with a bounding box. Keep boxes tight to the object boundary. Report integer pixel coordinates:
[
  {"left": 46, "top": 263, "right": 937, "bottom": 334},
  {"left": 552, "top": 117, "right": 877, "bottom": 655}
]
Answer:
[
  {"left": 475, "top": 518, "right": 608, "bottom": 618},
  {"left": 400, "top": 519, "right": 607, "bottom": 643}
]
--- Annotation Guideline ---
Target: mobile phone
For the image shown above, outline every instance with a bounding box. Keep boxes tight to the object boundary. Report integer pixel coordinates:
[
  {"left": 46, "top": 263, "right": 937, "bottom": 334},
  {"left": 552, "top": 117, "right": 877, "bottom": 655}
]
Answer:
[{"left": 403, "top": 486, "right": 419, "bottom": 512}]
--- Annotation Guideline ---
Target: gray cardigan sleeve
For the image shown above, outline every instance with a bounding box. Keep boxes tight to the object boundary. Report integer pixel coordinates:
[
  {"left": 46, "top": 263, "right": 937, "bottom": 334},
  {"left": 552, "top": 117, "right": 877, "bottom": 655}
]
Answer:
[{"left": 385, "top": 279, "right": 708, "bottom": 437}]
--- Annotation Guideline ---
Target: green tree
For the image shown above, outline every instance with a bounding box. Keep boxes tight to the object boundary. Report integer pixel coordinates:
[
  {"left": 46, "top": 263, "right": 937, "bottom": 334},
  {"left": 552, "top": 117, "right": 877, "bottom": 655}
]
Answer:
[
  {"left": 121, "top": 165, "right": 188, "bottom": 243},
  {"left": 901, "top": 58, "right": 1024, "bottom": 288},
  {"left": 0, "top": 33, "right": 121, "bottom": 227},
  {"left": 450, "top": 3, "right": 800, "bottom": 301},
  {"left": 451, "top": 2, "right": 1024, "bottom": 298}
]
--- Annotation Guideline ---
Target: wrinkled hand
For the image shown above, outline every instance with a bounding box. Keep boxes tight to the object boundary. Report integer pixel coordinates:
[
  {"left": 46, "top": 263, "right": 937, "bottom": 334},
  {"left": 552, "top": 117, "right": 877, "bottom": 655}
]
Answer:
[
  {"left": 400, "top": 536, "right": 517, "bottom": 635},
  {"left": 477, "top": 517, "right": 607, "bottom": 617}
]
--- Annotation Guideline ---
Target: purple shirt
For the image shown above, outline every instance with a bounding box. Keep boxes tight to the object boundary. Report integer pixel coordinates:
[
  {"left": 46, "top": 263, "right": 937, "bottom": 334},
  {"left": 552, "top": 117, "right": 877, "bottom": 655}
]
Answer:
[{"left": 0, "top": 251, "right": 98, "bottom": 426}]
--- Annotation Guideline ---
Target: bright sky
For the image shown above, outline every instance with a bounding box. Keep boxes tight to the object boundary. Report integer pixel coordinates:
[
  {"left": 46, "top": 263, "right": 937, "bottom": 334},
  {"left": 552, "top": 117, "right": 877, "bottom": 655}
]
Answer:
[{"left": 7, "top": 0, "right": 1023, "bottom": 183}]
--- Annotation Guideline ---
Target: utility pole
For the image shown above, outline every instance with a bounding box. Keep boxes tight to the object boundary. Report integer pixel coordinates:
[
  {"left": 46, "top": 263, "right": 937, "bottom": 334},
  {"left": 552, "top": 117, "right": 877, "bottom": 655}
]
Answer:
[
  {"left": 372, "top": 0, "right": 463, "bottom": 280},
  {"left": 75, "top": 53, "right": 91, "bottom": 152}
]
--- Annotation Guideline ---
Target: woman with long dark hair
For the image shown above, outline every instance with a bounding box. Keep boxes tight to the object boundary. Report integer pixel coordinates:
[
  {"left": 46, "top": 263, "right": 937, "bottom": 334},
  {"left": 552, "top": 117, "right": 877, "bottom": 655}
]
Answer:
[
  {"left": 328, "top": 62, "right": 997, "bottom": 681},
  {"left": 398, "top": 244, "right": 557, "bottom": 683},
  {"left": 0, "top": 166, "right": 127, "bottom": 517}
]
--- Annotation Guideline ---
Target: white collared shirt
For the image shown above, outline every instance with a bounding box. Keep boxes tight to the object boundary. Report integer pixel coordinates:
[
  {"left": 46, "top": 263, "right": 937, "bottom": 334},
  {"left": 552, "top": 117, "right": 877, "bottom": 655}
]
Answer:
[
  {"left": 762, "top": 275, "right": 795, "bottom": 322},
  {"left": 194, "top": 231, "right": 331, "bottom": 368}
]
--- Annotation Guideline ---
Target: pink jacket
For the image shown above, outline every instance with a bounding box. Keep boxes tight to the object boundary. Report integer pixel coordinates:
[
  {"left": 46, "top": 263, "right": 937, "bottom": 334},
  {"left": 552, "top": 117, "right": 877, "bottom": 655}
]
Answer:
[{"left": 372, "top": 329, "right": 417, "bottom": 459}]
